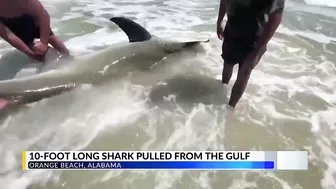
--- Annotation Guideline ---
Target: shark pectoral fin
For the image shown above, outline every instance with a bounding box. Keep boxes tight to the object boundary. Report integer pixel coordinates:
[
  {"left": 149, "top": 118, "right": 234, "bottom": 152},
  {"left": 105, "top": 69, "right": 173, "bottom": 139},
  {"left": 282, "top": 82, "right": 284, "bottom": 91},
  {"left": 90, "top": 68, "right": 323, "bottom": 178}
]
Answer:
[
  {"left": 110, "top": 17, "right": 152, "bottom": 43},
  {"left": 9, "top": 84, "right": 76, "bottom": 105}
]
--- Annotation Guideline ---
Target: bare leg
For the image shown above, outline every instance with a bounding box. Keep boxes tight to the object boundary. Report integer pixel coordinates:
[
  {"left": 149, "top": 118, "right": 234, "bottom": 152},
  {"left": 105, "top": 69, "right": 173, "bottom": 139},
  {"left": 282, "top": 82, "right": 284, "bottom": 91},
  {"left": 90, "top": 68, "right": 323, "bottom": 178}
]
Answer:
[
  {"left": 48, "top": 35, "right": 70, "bottom": 56},
  {"left": 227, "top": 66, "right": 251, "bottom": 108},
  {"left": 222, "top": 62, "right": 235, "bottom": 84},
  {"left": 228, "top": 49, "right": 266, "bottom": 108}
]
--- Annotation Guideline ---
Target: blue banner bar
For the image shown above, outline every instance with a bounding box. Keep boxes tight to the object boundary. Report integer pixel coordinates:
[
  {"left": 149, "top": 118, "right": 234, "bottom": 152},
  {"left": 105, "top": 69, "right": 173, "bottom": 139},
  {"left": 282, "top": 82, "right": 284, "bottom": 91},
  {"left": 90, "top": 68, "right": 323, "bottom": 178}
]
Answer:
[{"left": 27, "top": 161, "right": 274, "bottom": 170}]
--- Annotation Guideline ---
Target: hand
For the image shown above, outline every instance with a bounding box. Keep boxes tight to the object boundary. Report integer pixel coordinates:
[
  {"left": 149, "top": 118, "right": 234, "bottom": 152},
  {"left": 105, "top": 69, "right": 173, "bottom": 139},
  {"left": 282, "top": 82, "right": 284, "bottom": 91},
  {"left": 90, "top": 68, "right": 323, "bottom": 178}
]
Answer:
[
  {"left": 32, "top": 41, "right": 49, "bottom": 56},
  {"left": 217, "top": 20, "right": 224, "bottom": 40},
  {"left": 27, "top": 50, "right": 44, "bottom": 62}
]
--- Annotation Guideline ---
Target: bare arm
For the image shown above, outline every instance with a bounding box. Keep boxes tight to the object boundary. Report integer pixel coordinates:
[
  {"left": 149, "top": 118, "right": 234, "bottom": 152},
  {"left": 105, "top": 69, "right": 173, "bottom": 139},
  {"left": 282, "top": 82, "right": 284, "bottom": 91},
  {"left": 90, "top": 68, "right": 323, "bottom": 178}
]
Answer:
[
  {"left": 24, "top": 0, "right": 51, "bottom": 44},
  {"left": 0, "top": 23, "right": 34, "bottom": 55},
  {"left": 253, "top": 10, "right": 283, "bottom": 55},
  {"left": 253, "top": 0, "right": 285, "bottom": 55},
  {"left": 217, "top": 0, "right": 226, "bottom": 24}
]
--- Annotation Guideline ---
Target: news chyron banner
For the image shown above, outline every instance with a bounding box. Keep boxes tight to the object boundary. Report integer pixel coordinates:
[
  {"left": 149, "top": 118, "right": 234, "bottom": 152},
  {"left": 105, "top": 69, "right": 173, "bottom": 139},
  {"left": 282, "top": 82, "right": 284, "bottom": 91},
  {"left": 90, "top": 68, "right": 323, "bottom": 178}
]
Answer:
[{"left": 22, "top": 151, "right": 308, "bottom": 170}]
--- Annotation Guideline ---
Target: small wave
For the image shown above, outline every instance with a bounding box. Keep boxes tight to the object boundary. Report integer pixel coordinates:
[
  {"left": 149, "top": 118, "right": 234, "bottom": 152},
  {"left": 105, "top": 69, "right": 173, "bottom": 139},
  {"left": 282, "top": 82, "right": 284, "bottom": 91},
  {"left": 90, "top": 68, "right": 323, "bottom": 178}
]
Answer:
[{"left": 303, "top": 0, "right": 336, "bottom": 8}]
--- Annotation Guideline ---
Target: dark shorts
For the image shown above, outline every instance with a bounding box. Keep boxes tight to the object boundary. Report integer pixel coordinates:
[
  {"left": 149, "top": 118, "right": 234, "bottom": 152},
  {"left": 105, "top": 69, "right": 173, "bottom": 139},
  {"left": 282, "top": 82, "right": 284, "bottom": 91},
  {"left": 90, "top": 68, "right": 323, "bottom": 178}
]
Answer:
[
  {"left": 221, "top": 24, "right": 259, "bottom": 65},
  {"left": 0, "top": 14, "right": 54, "bottom": 46}
]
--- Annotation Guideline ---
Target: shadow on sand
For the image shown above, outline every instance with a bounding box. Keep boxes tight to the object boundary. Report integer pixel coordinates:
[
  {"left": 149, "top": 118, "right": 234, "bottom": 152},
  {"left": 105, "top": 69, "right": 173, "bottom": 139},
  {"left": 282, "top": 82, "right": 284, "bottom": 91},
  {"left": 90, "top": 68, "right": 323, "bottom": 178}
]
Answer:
[{"left": 149, "top": 73, "right": 228, "bottom": 107}]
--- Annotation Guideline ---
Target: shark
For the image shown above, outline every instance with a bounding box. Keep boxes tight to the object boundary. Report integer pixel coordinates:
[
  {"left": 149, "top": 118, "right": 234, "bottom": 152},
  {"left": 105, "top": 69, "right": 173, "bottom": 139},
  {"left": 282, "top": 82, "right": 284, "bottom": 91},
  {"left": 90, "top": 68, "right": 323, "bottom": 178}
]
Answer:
[{"left": 0, "top": 17, "right": 209, "bottom": 107}]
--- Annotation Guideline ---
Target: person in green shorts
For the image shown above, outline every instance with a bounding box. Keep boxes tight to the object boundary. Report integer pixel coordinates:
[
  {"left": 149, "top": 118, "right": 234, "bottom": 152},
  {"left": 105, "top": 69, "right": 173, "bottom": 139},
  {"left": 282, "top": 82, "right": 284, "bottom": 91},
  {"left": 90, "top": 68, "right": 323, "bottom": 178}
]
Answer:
[{"left": 217, "top": 0, "right": 285, "bottom": 108}]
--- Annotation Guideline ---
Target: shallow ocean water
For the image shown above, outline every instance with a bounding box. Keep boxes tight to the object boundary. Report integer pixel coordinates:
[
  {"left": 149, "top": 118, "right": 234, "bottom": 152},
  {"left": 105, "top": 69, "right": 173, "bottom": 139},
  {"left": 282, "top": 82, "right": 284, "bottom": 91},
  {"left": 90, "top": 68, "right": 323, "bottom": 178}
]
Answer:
[{"left": 0, "top": 0, "right": 335, "bottom": 189}]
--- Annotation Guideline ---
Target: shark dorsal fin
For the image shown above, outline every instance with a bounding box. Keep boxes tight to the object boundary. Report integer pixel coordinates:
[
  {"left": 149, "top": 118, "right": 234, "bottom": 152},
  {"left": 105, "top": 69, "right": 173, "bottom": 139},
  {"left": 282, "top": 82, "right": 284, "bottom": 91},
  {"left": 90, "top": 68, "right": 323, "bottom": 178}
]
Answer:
[{"left": 110, "top": 17, "right": 152, "bottom": 43}]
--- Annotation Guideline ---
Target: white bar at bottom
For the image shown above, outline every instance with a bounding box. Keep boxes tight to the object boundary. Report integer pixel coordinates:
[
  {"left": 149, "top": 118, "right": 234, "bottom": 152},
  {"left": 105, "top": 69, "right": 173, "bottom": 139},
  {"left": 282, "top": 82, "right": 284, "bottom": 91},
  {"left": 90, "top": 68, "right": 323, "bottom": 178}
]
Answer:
[{"left": 276, "top": 151, "right": 308, "bottom": 170}]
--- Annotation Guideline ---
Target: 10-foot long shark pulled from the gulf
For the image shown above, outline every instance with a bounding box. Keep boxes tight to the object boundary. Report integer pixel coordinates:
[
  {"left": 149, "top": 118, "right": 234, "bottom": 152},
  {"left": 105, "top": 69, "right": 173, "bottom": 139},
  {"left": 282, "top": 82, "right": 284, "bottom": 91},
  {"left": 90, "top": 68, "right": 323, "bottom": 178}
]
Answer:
[{"left": 0, "top": 17, "right": 209, "bottom": 105}]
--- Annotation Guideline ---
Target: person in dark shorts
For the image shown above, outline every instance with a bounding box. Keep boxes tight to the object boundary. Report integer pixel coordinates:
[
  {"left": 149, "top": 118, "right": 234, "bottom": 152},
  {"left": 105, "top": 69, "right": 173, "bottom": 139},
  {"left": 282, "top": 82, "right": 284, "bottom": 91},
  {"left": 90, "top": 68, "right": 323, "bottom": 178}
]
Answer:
[
  {"left": 0, "top": 0, "right": 69, "bottom": 62},
  {"left": 0, "top": 0, "right": 70, "bottom": 110},
  {"left": 217, "top": 0, "right": 285, "bottom": 108}
]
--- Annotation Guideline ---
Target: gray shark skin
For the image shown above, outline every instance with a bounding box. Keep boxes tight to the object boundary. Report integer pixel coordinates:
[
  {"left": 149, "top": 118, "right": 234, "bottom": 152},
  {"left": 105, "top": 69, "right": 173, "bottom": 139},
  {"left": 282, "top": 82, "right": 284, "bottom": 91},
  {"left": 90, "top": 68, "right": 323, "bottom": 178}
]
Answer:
[{"left": 0, "top": 17, "right": 209, "bottom": 102}]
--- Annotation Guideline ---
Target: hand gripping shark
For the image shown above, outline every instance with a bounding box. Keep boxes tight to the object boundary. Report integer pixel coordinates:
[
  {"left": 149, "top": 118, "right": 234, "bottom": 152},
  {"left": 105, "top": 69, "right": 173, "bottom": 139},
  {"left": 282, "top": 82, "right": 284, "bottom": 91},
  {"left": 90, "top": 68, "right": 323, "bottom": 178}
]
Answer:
[{"left": 0, "top": 17, "right": 209, "bottom": 109}]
